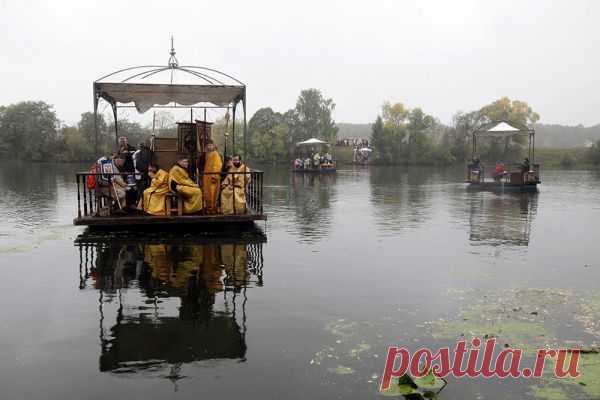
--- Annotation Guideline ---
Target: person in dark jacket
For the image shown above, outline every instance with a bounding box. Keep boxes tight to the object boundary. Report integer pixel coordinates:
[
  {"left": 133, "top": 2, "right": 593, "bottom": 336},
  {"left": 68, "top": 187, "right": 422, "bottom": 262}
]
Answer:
[
  {"left": 118, "top": 136, "right": 136, "bottom": 173},
  {"left": 133, "top": 140, "right": 153, "bottom": 200}
]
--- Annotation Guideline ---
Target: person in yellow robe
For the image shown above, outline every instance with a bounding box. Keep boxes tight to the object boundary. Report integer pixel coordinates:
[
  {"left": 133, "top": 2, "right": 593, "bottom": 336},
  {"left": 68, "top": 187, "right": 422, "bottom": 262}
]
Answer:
[
  {"left": 168, "top": 157, "right": 203, "bottom": 214},
  {"left": 138, "top": 164, "right": 170, "bottom": 215},
  {"left": 202, "top": 141, "right": 223, "bottom": 214},
  {"left": 221, "top": 154, "right": 251, "bottom": 215}
]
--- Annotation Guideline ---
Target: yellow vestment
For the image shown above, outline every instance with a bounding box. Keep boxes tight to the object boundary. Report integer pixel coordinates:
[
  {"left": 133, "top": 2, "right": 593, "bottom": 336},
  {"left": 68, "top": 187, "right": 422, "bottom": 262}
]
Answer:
[
  {"left": 203, "top": 150, "right": 223, "bottom": 214},
  {"left": 139, "top": 169, "right": 170, "bottom": 215},
  {"left": 168, "top": 164, "right": 203, "bottom": 214},
  {"left": 220, "top": 164, "right": 250, "bottom": 215}
]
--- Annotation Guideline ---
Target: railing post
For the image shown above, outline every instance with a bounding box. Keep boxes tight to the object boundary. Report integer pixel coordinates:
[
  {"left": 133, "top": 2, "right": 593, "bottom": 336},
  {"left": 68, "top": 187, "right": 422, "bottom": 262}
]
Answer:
[
  {"left": 260, "top": 172, "right": 264, "bottom": 214},
  {"left": 89, "top": 187, "right": 94, "bottom": 216},
  {"left": 76, "top": 174, "right": 82, "bottom": 219},
  {"left": 83, "top": 174, "right": 88, "bottom": 217}
]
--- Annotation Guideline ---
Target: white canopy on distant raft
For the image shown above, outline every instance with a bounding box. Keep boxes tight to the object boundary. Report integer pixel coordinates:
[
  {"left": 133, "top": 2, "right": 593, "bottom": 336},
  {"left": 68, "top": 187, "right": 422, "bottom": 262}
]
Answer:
[
  {"left": 296, "top": 138, "right": 329, "bottom": 146},
  {"left": 358, "top": 147, "right": 373, "bottom": 152},
  {"left": 95, "top": 82, "right": 245, "bottom": 113},
  {"left": 475, "top": 121, "right": 534, "bottom": 138}
]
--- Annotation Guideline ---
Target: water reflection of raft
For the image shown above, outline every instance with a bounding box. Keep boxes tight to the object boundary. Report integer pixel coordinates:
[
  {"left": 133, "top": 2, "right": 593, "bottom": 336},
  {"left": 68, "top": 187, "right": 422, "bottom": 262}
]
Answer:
[
  {"left": 100, "top": 316, "right": 246, "bottom": 372},
  {"left": 76, "top": 230, "right": 265, "bottom": 375},
  {"left": 292, "top": 166, "right": 337, "bottom": 174}
]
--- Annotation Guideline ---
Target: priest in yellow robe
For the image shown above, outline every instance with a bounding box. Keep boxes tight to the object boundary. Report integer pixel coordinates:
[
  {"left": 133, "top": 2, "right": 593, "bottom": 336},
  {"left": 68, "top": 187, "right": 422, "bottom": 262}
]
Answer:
[
  {"left": 202, "top": 141, "right": 223, "bottom": 214},
  {"left": 221, "top": 154, "right": 251, "bottom": 215},
  {"left": 168, "top": 157, "right": 203, "bottom": 214},
  {"left": 138, "top": 164, "right": 170, "bottom": 215}
]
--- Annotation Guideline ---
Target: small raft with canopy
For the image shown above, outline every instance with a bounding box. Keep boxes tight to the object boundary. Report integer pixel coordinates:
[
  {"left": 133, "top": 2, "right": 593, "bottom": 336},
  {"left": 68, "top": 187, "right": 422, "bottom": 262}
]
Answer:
[
  {"left": 73, "top": 43, "right": 265, "bottom": 227},
  {"left": 466, "top": 121, "right": 541, "bottom": 192},
  {"left": 352, "top": 146, "right": 373, "bottom": 165},
  {"left": 292, "top": 138, "right": 337, "bottom": 173}
]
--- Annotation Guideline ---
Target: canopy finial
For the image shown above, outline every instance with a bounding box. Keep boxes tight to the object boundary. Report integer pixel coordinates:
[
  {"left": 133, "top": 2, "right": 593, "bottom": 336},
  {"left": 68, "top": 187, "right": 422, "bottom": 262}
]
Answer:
[{"left": 168, "top": 35, "right": 179, "bottom": 67}]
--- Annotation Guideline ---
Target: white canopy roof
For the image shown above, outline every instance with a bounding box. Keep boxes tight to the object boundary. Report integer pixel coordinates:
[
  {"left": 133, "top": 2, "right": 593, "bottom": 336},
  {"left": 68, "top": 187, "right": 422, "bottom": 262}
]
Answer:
[
  {"left": 296, "top": 138, "right": 329, "bottom": 146},
  {"left": 95, "top": 82, "right": 244, "bottom": 113},
  {"left": 475, "top": 121, "right": 534, "bottom": 138},
  {"left": 358, "top": 147, "right": 373, "bottom": 152}
]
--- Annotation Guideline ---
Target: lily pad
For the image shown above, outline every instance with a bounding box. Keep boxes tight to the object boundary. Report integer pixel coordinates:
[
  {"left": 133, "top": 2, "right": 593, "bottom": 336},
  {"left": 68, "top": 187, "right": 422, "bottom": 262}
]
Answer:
[
  {"left": 412, "top": 370, "right": 446, "bottom": 391},
  {"left": 327, "top": 365, "right": 355, "bottom": 375},
  {"left": 379, "top": 375, "right": 417, "bottom": 397},
  {"left": 380, "top": 372, "right": 446, "bottom": 398}
]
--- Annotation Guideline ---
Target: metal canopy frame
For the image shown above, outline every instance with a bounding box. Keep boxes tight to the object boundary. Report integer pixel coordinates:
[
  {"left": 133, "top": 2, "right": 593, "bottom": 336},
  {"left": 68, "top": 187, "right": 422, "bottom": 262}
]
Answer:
[
  {"left": 93, "top": 39, "right": 247, "bottom": 158},
  {"left": 471, "top": 120, "right": 536, "bottom": 163}
]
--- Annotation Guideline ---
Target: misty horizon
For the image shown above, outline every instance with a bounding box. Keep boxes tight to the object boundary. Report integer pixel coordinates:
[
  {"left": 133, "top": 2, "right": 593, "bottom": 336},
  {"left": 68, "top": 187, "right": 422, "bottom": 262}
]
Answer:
[{"left": 1, "top": 0, "right": 598, "bottom": 127}]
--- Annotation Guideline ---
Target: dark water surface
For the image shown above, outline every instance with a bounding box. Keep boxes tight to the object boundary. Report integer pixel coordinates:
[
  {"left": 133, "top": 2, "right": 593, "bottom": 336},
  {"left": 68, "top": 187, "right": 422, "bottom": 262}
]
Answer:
[{"left": 0, "top": 162, "right": 599, "bottom": 399}]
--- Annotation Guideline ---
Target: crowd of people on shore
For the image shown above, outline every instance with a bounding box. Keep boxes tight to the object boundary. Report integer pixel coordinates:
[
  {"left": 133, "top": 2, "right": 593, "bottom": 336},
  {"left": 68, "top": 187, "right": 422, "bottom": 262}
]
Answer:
[
  {"left": 293, "top": 150, "right": 334, "bottom": 170},
  {"left": 93, "top": 136, "right": 251, "bottom": 217},
  {"left": 336, "top": 138, "right": 369, "bottom": 147}
]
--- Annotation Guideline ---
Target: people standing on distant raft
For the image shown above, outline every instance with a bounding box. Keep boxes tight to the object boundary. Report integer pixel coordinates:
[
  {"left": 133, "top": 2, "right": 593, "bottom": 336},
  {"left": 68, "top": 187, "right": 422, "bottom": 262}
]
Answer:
[
  {"left": 168, "top": 156, "right": 203, "bottom": 214},
  {"left": 202, "top": 140, "right": 223, "bottom": 214},
  {"left": 138, "top": 164, "right": 170, "bottom": 215},
  {"left": 521, "top": 157, "right": 531, "bottom": 173},
  {"left": 312, "top": 151, "right": 321, "bottom": 168},
  {"left": 221, "top": 154, "right": 250, "bottom": 215}
]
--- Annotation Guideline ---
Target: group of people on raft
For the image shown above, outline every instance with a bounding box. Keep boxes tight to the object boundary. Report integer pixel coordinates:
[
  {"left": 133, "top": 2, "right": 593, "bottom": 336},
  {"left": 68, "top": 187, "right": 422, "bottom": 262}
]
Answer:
[
  {"left": 467, "top": 157, "right": 532, "bottom": 181},
  {"left": 293, "top": 151, "right": 334, "bottom": 170},
  {"left": 96, "top": 136, "right": 251, "bottom": 216}
]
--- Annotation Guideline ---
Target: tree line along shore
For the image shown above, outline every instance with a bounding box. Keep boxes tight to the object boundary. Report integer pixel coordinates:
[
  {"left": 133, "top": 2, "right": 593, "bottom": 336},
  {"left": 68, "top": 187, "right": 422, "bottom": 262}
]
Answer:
[{"left": 1, "top": 90, "right": 599, "bottom": 168}]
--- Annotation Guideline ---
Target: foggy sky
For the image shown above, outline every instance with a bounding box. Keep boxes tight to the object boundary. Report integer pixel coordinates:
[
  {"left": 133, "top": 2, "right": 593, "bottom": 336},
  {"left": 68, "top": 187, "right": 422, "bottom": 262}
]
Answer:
[{"left": 0, "top": 0, "right": 598, "bottom": 127}]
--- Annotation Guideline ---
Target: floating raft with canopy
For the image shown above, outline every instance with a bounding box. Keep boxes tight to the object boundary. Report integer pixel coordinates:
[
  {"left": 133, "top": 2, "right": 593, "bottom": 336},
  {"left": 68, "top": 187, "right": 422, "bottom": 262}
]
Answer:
[
  {"left": 292, "top": 138, "right": 337, "bottom": 173},
  {"left": 73, "top": 41, "right": 265, "bottom": 227},
  {"left": 466, "top": 121, "right": 541, "bottom": 192}
]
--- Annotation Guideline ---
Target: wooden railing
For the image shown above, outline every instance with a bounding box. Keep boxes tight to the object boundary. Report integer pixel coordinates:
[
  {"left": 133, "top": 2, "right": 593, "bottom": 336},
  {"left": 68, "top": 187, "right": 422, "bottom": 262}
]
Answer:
[
  {"left": 75, "top": 169, "right": 264, "bottom": 218},
  {"left": 465, "top": 163, "right": 541, "bottom": 184}
]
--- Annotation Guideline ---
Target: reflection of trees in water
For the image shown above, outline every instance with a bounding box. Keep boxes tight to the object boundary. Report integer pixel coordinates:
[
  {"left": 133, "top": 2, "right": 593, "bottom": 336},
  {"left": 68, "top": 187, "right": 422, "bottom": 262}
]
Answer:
[
  {"left": 468, "top": 192, "right": 538, "bottom": 247},
  {"left": 77, "top": 235, "right": 264, "bottom": 380},
  {"left": 288, "top": 173, "right": 336, "bottom": 242},
  {"left": 368, "top": 167, "right": 435, "bottom": 234},
  {"left": 255, "top": 166, "right": 336, "bottom": 243},
  {"left": 0, "top": 162, "right": 75, "bottom": 231}
]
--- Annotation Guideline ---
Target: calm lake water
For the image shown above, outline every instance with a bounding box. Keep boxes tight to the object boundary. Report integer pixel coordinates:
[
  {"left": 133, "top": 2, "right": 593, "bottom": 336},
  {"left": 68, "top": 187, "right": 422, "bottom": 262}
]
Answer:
[{"left": 0, "top": 162, "right": 599, "bottom": 399}]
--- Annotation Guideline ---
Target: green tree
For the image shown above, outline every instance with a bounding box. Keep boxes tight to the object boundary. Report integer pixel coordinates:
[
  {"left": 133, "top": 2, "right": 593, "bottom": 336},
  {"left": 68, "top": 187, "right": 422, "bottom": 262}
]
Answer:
[
  {"left": 376, "top": 102, "right": 410, "bottom": 163},
  {"left": 0, "top": 101, "right": 59, "bottom": 160},
  {"left": 248, "top": 107, "right": 289, "bottom": 161},
  {"left": 58, "top": 126, "right": 89, "bottom": 162},
  {"left": 479, "top": 97, "right": 540, "bottom": 126},
  {"left": 589, "top": 140, "right": 600, "bottom": 165},
  {"left": 289, "top": 89, "right": 338, "bottom": 144},
  {"left": 107, "top": 119, "right": 148, "bottom": 150},
  {"left": 371, "top": 102, "right": 445, "bottom": 165},
  {"left": 250, "top": 122, "right": 289, "bottom": 163},
  {"left": 449, "top": 110, "right": 482, "bottom": 162},
  {"left": 406, "top": 107, "right": 436, "bottom": 163},
  {"left": 382, "top": 101, "right": 409, "bottom": 128},
  {"left": 370, "top": 116, "right": 386, "bottom": 161},
  {"left": 77, "top": 112, "right": 109, "bottom": 158}
]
